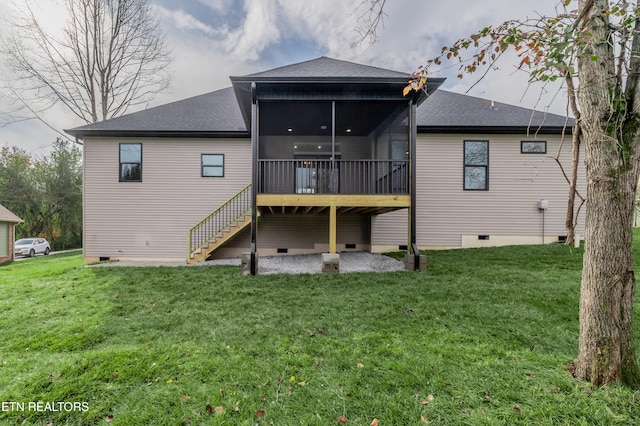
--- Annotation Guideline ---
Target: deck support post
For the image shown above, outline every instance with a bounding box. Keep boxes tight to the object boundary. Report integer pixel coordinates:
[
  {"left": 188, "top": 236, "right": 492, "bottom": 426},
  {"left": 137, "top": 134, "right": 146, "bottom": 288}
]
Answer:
[
  {"left": 329, "top": 204, "right": 337, "bottom": 253},
  {"left": 250, "top": 82, "right": 259, "bottom": 275}
]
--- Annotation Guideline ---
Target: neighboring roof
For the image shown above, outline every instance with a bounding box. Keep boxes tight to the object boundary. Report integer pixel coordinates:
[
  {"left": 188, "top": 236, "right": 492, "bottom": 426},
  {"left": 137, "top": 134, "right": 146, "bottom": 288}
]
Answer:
[
  {"left": 65, "top": 57, "right": 572, "bottom": 138},
  {"left": 418, "top": 90, "right": 573, "bottom": 134},
  {"left": 0, "top": 204, "right": 22, "bottom": 223}
]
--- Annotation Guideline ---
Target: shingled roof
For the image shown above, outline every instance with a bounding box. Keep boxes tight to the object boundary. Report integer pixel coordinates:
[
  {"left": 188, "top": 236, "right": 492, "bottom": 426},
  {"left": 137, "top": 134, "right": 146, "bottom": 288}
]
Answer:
[
  {"left": 0, "top": 204, "right": 22, "bottom": 223},
  {"left": 66, "top": 57, "right": 571, "bottom": 138},
  {"left": 67, "top": 87, "right": 247, "bottom": 137},
  {"left": 418, "top": 90, "right": 572, "bottom": 134},
  {"left": 244, "top": 56, "right": 411, "bottom": 79}
]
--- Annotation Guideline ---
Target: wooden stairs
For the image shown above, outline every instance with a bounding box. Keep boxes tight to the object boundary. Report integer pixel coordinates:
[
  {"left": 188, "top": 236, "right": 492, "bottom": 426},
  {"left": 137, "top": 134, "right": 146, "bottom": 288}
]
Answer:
[{"left": 187, "top": 184, "right": 255, "bottom": 264}]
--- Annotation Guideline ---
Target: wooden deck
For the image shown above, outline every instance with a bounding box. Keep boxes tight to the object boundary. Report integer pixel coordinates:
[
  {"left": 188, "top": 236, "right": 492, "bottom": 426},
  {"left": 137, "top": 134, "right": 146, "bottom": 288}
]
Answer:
[{"left": 257, "top": 193, "right": 410, "bottom": 253}]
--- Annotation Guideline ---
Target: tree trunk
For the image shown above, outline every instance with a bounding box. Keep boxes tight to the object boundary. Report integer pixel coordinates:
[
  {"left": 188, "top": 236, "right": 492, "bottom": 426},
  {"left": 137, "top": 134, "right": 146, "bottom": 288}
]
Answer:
[{"left": 574, "top": 0, "right": 640, "bottom": 388}]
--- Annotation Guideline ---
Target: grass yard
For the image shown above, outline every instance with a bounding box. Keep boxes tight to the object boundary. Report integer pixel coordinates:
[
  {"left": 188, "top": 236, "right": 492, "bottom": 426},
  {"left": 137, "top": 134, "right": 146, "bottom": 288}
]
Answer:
[{"left": 1, "top": 240, "right": 639, "bottom": 425}]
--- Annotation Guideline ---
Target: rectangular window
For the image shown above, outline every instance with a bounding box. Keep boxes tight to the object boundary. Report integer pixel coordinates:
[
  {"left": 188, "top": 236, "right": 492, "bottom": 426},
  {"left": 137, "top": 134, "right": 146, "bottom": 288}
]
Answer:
[
  {"left": 521, "top": 140, "right": 547, "bottom": 154},
  {"left": 202, "top": 154, "right": 224, "bottom": 177},
  {"left": 464, "top": 140, "right": 489, "bottom": 190},
  {"left": 119, "top": 143, "right": 142, "bottom": 182}
]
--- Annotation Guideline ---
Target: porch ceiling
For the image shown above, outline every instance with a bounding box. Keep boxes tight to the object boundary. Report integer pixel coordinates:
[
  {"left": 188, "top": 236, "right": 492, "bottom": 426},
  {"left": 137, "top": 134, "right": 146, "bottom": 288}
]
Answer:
[
  {"left": 259, "top": 101, "right": 406, "bottom": 137},
  {"left": 230, "top": 78, "right": 444, "bottom": 134}
]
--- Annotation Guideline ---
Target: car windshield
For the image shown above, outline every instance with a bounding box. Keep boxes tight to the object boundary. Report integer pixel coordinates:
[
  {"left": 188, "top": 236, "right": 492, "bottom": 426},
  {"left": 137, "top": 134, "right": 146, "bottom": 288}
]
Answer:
[{"left": 16, "top": 239, "right": 34, "bottom": 244}]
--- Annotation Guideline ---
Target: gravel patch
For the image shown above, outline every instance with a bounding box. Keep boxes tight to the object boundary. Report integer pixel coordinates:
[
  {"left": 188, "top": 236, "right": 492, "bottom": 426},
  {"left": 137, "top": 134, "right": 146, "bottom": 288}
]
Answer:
[
  {"left": 249, "top": 252, "right": 405, "bottom": 275},
  {"left": 91, "top": 252, "right": 405, "bottom": 274}
]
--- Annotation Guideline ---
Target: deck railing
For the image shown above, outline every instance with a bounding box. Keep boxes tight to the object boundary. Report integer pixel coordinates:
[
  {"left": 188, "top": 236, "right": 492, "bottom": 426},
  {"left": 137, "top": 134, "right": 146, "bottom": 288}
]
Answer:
[
  {"left": 258, "top": 160, "right": 409, "bottom": 195},
  {"left": 187, "top": 184, "right": 252, "bottom": 258}
]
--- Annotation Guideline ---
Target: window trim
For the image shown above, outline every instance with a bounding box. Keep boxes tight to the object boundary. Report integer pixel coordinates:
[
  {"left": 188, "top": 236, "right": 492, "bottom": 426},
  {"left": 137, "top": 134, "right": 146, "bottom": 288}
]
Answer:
[
  {"left": 119, "top": 143, "right": 142, "bottom": 182},
  {"left": 521, "top": 140, "right": 547, "bottom": 154},
  {"left": 463, "top": 140, "right": 489, "bottom": 191},
  {"left": 201, "top": 154, "right": 225, "bottom": 177}
]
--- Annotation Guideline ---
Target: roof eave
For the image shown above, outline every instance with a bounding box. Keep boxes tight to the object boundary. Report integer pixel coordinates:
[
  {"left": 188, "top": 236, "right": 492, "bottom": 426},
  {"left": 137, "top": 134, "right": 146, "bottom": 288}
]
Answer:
[
  {"left": 417, "top": 125, "right": 573, "bottom": 135},
  {"left": 64, "top": 129, "right": 250, "bottom": 139}
]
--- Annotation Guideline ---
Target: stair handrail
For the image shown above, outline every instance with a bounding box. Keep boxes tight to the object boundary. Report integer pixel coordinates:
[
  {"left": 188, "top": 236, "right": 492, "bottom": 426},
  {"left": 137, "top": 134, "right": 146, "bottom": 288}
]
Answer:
[{"left": 187, "top": 184, "right": 252, "bottom": 259}]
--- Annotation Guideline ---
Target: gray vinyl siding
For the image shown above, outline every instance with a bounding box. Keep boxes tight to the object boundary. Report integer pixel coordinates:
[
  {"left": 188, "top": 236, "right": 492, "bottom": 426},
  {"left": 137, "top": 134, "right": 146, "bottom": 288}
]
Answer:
[
  {"left": 84, "top": 137, "right": 372, "bottom": 260},
  {"left": 83, "top": 137, "right": 252, "bottom": 260},
  {"left": 220, "top": 214, "right": 371, "bottom": 250},
  {"left": 373, "top": 133, "right": 586, "bottom": 248}
]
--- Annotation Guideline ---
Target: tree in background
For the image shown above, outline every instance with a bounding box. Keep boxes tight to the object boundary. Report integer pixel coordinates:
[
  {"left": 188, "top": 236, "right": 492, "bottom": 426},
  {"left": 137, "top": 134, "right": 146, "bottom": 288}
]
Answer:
[
  {"left": 358, "top": 0, "right": 640, "bottom": 388},
  {"left": 0, "top": 146, "right": 45, "bottom": 238},
  {"left": 1, "top": 0, "right": 172, "bottom": 125},
  {"left": 40, "top": 139, "right": 83, "bottom": 249},
  {"left": 0, "top": 140, "right": 82, "bottom": 250}
]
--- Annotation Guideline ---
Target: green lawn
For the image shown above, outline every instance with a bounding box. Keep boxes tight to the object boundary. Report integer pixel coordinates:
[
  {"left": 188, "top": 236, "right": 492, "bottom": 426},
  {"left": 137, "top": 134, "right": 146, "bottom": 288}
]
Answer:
[{"left": 1, "top": 240, "right": 639, "bottom": 425}]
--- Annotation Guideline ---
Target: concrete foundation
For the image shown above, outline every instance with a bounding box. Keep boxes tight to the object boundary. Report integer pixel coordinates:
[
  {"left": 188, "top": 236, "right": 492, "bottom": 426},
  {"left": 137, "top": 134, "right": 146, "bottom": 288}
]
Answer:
[
  {"left": 321, "top": 253, "right": 340, "bottom": 273},
  {"left": 241, "top": 252, "right": 258, "bottom": 275},
  {"left": 404, "top": 253, "right": 427, "bottom": 271}
]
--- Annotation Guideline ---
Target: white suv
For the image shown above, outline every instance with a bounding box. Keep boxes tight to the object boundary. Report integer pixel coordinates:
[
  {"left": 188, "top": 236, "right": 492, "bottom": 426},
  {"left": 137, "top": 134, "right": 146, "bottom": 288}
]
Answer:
[{"left": 14, "top": 238, "right": 51, "bottom": 257}]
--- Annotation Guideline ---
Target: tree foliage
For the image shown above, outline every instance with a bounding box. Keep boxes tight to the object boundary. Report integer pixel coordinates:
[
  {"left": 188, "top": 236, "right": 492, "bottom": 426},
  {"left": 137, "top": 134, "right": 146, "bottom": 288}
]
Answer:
[{"left": 0, "top": 140, "right": 82, "bottom": 250}]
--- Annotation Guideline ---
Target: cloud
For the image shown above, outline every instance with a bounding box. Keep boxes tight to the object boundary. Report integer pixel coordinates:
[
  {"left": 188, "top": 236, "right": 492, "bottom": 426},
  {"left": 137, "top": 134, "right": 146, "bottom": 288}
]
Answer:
[
  {"left": 154, "top": 5, "right": 228, "bottom": 37},
  {"left": 223, "top": 0, "right": 281, "bottom": 61},
  {"left": 197, "top": 0, "right": 233, "bottom": 13}
]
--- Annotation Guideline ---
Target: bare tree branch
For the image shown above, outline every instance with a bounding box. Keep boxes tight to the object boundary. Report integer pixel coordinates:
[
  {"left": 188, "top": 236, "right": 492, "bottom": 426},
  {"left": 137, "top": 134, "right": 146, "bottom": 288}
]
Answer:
[
  {"left": 1, "top": 0, "right": 172, "bottom": 125},
  {"left": 352, "top": 0, "right": 387, "bottom": 47}
]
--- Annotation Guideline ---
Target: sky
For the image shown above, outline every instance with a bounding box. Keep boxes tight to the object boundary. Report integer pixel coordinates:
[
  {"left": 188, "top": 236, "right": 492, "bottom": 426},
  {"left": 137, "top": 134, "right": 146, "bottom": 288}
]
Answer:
[{"left": 0, "top": 0, "right": 570, "bottom": 156}]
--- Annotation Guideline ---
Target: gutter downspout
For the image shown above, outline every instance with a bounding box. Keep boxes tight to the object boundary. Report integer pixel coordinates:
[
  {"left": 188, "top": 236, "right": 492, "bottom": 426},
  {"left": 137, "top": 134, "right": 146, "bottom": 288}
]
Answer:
[{"left": 409, "top": 99, "right": 420, "bottom": 270}]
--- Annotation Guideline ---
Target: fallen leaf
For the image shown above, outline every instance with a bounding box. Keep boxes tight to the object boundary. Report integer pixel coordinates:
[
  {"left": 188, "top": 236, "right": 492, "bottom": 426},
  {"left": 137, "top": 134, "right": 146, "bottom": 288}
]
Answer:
[
  {"left": 289, "top": 375, "right": 296, "bottom": 383},
  {"left": 255, "top": 410, "right": 265, "bottom": 418},
  {"left": 422, "top": 394, "right": 434, "bottom": 405},
  {"left": 420, "top": 415, "right": 430, "bottom": 424},
  {"left": 180, "top": 395, "right": 190, "bottom": 402},
  {"left": 215, "top": 406, "right": 224, "bottom": 414},
  {"left": 338, "top": 415, "right": 347, "bottom": 423},
  {"left": 111, "top": 371, "right": 118, "bottom": 377},
  {"left": 297, "top": 381, "right": 306, "bottom": 386},
  {"left": 513, "top": 406, "right": 521, "bottom": 414},
  {"left": 166, "top": 379, "right": 173, "bottom": 384},
  {"left": 184, "top": 418, "right": 191, "bottom": 425},
  {"left": 370, "top": 418, "right": 380, "bottom": 426},
  {"left": 357, "top": 363, "right": 364, "bottom": 368},
  {"left": 205, "top": 404, "right": 213, "bottom": 415}
]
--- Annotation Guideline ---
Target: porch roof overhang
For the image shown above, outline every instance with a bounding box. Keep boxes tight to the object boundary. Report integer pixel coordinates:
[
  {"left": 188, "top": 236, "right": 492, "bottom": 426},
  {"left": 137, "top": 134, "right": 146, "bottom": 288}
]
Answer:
[{"left": 229, "top": 76, "right": 445, "bottom": 131}]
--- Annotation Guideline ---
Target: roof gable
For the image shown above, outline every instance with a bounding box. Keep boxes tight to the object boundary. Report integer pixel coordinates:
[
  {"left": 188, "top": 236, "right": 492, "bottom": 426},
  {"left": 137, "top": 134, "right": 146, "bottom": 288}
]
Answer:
[{"left": 244, "top": 56, "right": 410, "bottom": 79}]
